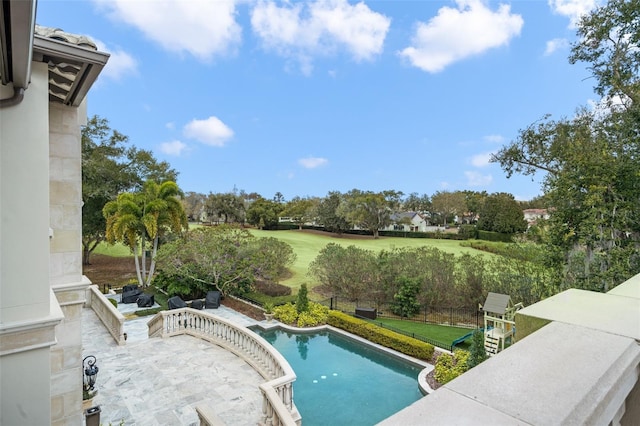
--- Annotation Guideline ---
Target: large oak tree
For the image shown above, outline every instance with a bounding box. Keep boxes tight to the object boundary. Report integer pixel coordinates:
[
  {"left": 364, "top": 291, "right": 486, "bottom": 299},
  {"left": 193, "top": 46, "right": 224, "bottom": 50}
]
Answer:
[{"left": 492, "top": 0, "right": 640, "bottom": 292}]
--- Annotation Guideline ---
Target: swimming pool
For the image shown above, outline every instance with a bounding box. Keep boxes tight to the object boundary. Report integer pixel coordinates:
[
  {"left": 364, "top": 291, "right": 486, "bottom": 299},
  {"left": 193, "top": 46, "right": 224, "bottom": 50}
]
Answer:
[{"left": 252, "top": 327, "right": 425, "bottom": 426}]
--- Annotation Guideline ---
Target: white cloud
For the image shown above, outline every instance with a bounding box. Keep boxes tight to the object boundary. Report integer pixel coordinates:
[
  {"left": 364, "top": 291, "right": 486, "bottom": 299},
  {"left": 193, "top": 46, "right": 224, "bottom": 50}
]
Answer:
[
  {"left": 94, "top": 39, "right": 137, "bottom": 80},
  {"left": 483, "top": 134, "right": 504, "bottom": 144},
  {"left": 160, "top": 140, "right": 188, "bottom": 156},
  {"left": 165, "top": 122, "right": 175, "bottom": 130},
  {"left": 399, "top": 0, "right": 523, "bottom": 73},
  {"left": 94, "top": 0, "right": 241, "bottom": 61},
  {"left": 298, "top": 156, "right": 328, "bottom": 169},
  {"left": 465, "top": 171, "right": 493, "bottom": 186},
  {"left": 544, "top": 37, "right": 570, "bottom": 56},
  {"left": 183, "top": 116, "right": 234, "bottom": 147},
  {"left": 470, "top": 152, "right": 493, "bottom": 167},
  {"left": 548, "top": 0, "right": 598, "bottom": 28},
  {"left": 588, "top": 94, "right": 631, "bottom": 119},
  {"left": 251, "top": 0, "right": 390, "bottom": 74}
]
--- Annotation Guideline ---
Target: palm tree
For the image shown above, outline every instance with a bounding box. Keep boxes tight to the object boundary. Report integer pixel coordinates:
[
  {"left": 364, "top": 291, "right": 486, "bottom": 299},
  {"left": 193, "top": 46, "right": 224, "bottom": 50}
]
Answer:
[{"left": 104, "top": 180, "right": 188, "bottom": 287}]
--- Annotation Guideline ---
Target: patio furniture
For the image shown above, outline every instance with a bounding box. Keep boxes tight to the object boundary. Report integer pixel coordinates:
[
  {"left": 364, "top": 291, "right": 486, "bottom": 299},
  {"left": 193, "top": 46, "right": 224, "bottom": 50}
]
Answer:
[
  {"left": 137, "top": 294, "right": 154, "bottom": 308},
  {"left": 205, "top": 291, "right": 221, "bottom": 309},
  {"left": 121, "top": 285, "right": 143, "bottom": 304},
  {"left": 168, "top": 296, "right": 187, "bottom": 310}
]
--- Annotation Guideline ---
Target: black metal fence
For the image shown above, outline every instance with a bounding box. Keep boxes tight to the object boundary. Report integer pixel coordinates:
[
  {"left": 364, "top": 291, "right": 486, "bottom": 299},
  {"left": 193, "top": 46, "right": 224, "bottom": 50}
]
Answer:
[
  {"left": 318, "top": 297, "right": 481, "bottom": 351},
  {"left": 321, "top": 297, "right": 482, "bottom": 329},
  {"left": 366, "top": 320, "right": 455, "bottom": 352}
]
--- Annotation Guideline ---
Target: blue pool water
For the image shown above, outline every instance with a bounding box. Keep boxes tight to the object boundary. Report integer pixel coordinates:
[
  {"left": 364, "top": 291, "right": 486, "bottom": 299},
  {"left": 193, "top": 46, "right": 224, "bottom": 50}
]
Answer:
[{"left": 253, "top": 328, "right": 424, "bottom": 426}]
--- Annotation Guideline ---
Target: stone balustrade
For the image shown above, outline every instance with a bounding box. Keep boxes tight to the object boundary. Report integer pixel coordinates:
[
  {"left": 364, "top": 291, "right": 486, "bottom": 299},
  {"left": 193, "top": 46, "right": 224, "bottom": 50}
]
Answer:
[
  {"left": 85, "top": 285, "right": 126, "bottom": 345},
  {"left": 148, "top": 308, "right": 300, "bottom": 425}
]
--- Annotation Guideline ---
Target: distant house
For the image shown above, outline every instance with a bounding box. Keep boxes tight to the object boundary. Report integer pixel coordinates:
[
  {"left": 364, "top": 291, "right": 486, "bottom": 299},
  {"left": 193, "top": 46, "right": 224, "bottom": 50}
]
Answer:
[
  {"left": 523, "top": 209, "right": 549, "bottom": 227},
  {"left": 385, "top": 212, "right": 430, "bottom": 232}
]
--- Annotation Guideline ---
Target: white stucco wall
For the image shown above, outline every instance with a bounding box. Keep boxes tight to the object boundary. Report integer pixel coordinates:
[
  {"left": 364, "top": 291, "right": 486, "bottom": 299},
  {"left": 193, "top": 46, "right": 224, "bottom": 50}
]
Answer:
[
  {"left": 0, "top": 62, "right": 56, "bottom": 425},
  {"left": 0, "top": 63, "right": 51, "bottom": 323}
]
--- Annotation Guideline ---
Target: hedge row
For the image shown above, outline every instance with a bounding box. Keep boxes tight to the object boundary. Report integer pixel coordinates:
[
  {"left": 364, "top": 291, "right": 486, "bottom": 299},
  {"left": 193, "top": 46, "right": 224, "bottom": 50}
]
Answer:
[
  {"left": 327, "top": 311, "right": 434, "bottom": 361},
  {"left": 378, "top": 230, "right": 467, "bottom": 240},
  {"left": 476, "top": 230, "right": 513, "bottom": 242},
  {"left": 269, "top": 224, "right": 513, "bottom": 242}
]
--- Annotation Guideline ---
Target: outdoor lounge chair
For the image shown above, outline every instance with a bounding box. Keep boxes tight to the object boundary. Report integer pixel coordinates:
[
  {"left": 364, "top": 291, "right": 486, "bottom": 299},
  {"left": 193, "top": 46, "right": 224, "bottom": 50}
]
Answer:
[
  {"left": 136, "top": 293, "right": 154, "bottom": 308},
  {"left": 121, "top": 285, "right": 143, "bottom": 304},
  {"left": 168, "top": 296, "right": 187, "bottom": 310},
  {"left": 205, "top": 291, "right": 221, "bottom": 309}
]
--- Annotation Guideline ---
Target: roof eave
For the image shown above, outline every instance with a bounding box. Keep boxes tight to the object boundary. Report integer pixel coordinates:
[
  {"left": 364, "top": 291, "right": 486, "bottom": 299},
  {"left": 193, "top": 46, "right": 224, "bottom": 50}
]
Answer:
[
  {"left": 0, "top": 0, "right": 37, "bottom": 88},
  {"left": 32, "top": 34, "right": 109, "bottom": 107}
]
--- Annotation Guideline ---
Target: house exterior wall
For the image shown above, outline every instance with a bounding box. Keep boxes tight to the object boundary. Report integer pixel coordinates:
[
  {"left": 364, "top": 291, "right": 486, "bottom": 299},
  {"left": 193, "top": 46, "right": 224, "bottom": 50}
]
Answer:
[
  {"left": 385, "top": 213, "right": 429, "bottom": 232},
  {"left": 0, "top": 63, "right": 61, "bottom": 425},
  {"left": 49, "top": 102, "right": 92, "bottom": 425},
  {"left": 0, "top": 63, "right": 51, "bottom": 323}
]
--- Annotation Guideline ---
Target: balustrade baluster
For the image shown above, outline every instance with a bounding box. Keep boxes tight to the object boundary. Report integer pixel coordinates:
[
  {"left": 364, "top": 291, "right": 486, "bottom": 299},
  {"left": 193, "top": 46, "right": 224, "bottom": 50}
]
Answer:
[
  {"left": 150, "top": 308, "right": 297, "bottom": 425},
  {"left": 285, "top": 383, "right": 292, "bottom": 411}
]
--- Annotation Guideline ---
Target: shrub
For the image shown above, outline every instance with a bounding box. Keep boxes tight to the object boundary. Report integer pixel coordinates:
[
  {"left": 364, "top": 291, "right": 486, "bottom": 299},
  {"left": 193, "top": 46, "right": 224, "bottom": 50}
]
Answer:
[
  {"left": 296, "top": 283, "right": 309, "bottom": 313},
  {"left": 327, "top": 311, "right": 434, "bottom": 360},
  {"left": 458, "top": 224, "right": 477, "bottom": 239},
  {"left": 297, "top": 311, "right": 320, "bottom": 327},
  {"left": 263, "top": 302, "right": 275, "bottom": 314},
  {"left": 467, "top": 329, "right": 488, "bottom": 368},
  {"left": 434, "top": 350, "right": 470, "bottom": 384},
  {"left": 273, "top": 301, "right": 329, "bottom": 327},
  {"left": 274, "top": 303, "right": 298, "bottom": 324},
  {"left": 108, "top": 298, "right": 118, "bottom": 308},
  {"left": 477, "top": 230, "right": 513, "bottom": 242},
  {"left": 390, "top": 278, "right": 421, "bottom": 317},
  {"left": 254, "top": 280, "right": 292, "bottom": 297},
  {"left": 134, "top": 307, "right": 163, "bottom": 317}
]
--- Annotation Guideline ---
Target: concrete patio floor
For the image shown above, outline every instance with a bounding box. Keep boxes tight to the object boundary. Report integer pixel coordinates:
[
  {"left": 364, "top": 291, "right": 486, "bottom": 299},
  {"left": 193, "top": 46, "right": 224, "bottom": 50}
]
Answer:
[{"left": 81, "top": 306, "right": 265, "bottom": 425}]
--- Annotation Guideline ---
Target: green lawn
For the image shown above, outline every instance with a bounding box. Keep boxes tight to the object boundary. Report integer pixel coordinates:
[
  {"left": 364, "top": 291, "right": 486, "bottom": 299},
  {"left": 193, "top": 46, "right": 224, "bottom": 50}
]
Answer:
[
  {"left": 249, "top": 229, "right": 492, "bottom": 291},
  {"left": 373, "top": 317, "right": 475, "bottom": 350},
  {"left": 93, "top": 229, "right": 493, "bottom": 297},
  {"left": 93, "top": 241, "right": 133, "bottom": 257}
]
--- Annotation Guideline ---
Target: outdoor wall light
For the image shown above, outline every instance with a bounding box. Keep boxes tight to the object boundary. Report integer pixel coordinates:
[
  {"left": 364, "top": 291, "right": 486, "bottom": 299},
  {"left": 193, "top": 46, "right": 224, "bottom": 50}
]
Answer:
[{"left": 83, "top": 355, "right": 99, "bottom": 391}]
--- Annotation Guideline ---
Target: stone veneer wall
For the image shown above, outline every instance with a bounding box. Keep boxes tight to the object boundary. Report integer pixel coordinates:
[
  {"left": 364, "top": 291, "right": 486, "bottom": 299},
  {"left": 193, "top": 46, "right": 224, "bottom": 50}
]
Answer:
[{"left": 49, "top": 102, "right": 92, "bottom": 425}]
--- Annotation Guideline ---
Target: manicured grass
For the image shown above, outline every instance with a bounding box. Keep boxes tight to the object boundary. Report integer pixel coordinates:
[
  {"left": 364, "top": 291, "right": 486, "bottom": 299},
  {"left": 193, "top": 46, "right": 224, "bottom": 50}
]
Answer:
[
  {"left": 373, "top": 317, "right": 475, "bottom": 350},
  {"left": 248, "top": 229, "right": 493, "bottom": 292},
  {"left": 93, "top": 241, "right": 133, "bottom": 257},
  {"left": 92, "top": 229, "right": 494, "bottom": 299}
]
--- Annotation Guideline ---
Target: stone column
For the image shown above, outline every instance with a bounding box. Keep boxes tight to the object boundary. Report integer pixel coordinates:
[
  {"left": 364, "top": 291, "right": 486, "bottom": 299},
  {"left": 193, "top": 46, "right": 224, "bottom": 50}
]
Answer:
[{"left": 49, "top": 101, "right": 93, "bottom": 425}]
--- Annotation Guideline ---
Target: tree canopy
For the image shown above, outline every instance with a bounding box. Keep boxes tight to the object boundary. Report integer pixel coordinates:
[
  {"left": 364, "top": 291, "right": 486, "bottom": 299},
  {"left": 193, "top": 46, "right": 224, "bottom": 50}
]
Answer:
[
  {"left": 492, "top": 0, "right": 640, "bottom": 292},
  {"left": 338, "top": 189, "right": 402, "bottom": 239},
  {"left": 246, "top": 197, "right": 282, "bottom": 229},
  {"left": 315, "top": 191, "right": 351, "bottom": 235},
  {"left": 82, "top": 116, "right": 177, "bottom": 264},
  {"left": 155, "top": 225, "right": 296, "bottom": 296},
  {"left": 477, "top": 192, "right": 527, "bottom": 234},
  {"left": 280, "top": 197, "right": 318, "bottom": 230},
  {"left": 103, "top": 180, "right": 188, "bottom": 287},
  {"left": 431, "top": 191, "right": 466, "bottom": 226}
]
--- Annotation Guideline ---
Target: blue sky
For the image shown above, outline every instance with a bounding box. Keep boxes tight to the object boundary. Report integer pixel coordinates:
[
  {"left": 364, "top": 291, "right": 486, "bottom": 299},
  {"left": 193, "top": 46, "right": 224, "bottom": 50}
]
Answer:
[{"left": 37, "top": 0, "right": 602, "bottom": 201}]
